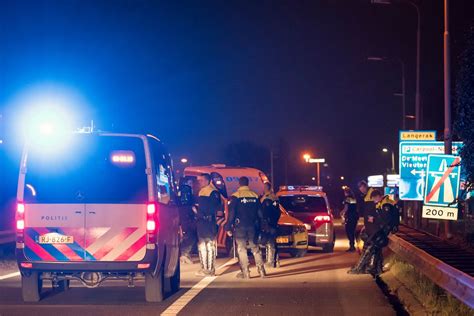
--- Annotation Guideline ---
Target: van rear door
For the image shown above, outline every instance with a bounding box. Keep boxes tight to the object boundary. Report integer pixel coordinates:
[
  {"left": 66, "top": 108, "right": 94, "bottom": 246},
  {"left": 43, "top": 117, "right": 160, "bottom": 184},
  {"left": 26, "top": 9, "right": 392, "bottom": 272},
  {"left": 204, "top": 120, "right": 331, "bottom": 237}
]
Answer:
[
  {"left": 24, "top": 204, "right": 86, "bottom": 261},
  {"left": 82, "top": 136, "right": 148, "bottom": 262},
  {"left": 21, "top": 134, "right": 149, "bottom": 262}
]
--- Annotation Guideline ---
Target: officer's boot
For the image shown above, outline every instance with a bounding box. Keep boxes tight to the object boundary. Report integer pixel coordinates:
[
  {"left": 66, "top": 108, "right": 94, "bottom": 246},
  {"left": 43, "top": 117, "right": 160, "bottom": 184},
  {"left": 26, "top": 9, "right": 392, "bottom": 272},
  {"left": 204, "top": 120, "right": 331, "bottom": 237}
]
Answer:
[
  {"left": 265, "top": 244, "right": 275, "bottom": 269},
  {"left": 348, "top": 244, "right": 373, "bottom": 274},
  {"left": 207, "top": 240, "right": 216, "bottom": 276},
  {"left": 236, "top": 268, "right": 250, "bottom": 279},
  {"left": 370, "top": 250, "right": 383, "bottom": 277},
  {"left": 257, "top": 265, "right": 267, "bottom": 278},
  {"left": 195, "top": 241, "right": 207, "bottom": 277}
]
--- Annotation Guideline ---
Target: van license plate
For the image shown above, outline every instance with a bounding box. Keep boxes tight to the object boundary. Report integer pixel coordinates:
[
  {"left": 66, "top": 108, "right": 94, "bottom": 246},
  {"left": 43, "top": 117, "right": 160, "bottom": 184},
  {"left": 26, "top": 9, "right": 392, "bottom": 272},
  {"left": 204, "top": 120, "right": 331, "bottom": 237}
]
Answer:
[
  {"left": 276, "top": 236, "right": 290, "bottom": 244},
  {"left": 39, "top": 235, "right": 74, "bottom": 244}
]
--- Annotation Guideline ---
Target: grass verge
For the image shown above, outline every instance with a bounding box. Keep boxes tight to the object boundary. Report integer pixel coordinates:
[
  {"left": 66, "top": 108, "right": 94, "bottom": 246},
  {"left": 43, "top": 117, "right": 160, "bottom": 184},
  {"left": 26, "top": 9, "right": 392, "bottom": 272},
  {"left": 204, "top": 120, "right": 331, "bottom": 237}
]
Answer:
[{"left": 383, "top": 255, "right": 474, "bottom": 316}]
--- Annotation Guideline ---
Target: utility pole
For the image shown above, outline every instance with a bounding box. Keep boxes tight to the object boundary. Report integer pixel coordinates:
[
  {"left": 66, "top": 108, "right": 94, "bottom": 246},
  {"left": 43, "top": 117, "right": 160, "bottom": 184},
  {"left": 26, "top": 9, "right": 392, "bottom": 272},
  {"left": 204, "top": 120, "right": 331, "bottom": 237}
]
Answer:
[
  {"left": 443, "top": 0, "right": 452, "bottom": 238},
  {"left": 444, "top": 0, "right": 452, "bottom": 156},
  {"left": 413, "top": 1, "right": 421, "bottom": 129}
]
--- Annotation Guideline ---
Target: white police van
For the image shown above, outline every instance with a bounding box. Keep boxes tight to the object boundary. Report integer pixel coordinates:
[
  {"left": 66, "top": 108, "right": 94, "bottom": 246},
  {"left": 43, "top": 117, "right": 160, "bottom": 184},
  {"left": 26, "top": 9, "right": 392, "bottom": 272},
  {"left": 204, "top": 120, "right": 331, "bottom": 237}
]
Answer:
[{"left": 16, "top": 131, "right": 180, "bottom": 302}]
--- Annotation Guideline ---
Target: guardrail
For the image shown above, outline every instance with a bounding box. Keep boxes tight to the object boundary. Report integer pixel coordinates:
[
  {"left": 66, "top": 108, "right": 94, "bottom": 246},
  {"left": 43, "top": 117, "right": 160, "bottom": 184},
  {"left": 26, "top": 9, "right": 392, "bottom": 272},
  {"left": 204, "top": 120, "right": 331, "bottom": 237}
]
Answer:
[
  {"left": 0, "top": 230, "right": 15, "bottom": 245},
  {"left": 388, "top": 233, "right": 474, "bottom": 309}
]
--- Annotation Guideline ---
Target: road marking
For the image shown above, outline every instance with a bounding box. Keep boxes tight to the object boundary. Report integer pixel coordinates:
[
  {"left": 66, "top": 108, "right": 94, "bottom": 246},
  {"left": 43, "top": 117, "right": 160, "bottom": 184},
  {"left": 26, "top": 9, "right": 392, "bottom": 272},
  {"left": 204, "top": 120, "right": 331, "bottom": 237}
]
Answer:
[
  {"left": 0, "top": 272, "right": 20, "bottom": 280},
  {"left": 161, "top": 258, "right": 238, "bottom": 316}
]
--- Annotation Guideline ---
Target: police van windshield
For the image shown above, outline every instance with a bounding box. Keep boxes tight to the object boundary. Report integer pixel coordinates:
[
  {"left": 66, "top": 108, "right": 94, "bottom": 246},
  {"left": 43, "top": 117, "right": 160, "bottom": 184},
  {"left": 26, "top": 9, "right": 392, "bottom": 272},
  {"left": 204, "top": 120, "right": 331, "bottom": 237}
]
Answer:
[
  {"left": 23, "top": 135, "right": 148, "bottom": 204},
  {"left": 279, "top": 195, "right": 327, "bottom": 213}
]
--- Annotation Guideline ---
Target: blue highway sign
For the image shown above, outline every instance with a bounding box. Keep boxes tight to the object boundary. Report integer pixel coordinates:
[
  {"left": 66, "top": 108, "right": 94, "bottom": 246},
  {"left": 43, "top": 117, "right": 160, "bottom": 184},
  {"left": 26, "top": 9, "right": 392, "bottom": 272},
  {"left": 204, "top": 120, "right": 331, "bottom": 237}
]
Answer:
[{"left": 399, "top": 141, "right": 462, "bottom": 201}]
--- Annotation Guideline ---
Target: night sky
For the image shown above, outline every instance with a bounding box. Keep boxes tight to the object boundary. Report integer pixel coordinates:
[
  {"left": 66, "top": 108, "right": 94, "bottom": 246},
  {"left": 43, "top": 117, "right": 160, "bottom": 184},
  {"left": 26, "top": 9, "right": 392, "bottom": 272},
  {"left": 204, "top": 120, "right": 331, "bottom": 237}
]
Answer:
[{"left": 1, "top": 0, "right": 473, "bottom": 188}]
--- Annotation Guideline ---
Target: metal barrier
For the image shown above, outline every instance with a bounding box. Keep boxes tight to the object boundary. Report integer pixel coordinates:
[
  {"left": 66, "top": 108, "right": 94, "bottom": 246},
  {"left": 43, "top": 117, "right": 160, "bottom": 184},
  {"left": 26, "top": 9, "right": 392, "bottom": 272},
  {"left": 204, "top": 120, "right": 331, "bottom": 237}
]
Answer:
[
  {"left": 388, "top": 234, "right": 474, "bottom": 309},
  {"left": 0, "top": 230, "right": 15, "bottom": 245}
]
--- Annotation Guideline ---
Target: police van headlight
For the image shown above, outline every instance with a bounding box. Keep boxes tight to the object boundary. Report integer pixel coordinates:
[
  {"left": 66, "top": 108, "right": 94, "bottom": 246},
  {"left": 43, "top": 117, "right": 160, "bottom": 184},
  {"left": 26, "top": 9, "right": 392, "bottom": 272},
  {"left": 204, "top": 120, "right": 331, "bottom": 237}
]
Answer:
[{"left": 303, "top": 223, "right": 312, "bottom": 231}]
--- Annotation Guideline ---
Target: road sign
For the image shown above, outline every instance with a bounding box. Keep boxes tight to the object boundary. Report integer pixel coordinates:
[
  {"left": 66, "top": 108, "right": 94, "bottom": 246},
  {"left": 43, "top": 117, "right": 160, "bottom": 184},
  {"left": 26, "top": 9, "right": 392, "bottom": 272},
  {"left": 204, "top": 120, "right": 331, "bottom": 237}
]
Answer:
[
  {"left": 422, "top": 205, "right": 458, "bottom": 220},
  {"left": 398, "top": 141, "right": 462, "bottom": 201},
  {"left": 423, "top": 154, "right": 461, "bottom": 207},
  {"left": 399, "top": 130, "right": 436, "bottom": 141},
  {"left": 308, "top": 158, "right": 325, "bottom": 163}
]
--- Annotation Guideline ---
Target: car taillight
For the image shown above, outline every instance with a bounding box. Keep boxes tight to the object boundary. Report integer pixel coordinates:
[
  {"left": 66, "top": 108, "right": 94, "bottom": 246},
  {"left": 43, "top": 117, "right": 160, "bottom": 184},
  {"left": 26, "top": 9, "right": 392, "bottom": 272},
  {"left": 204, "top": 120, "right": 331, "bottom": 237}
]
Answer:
[
  {"left": 16, "top": 203, "right": 25, "bottom": 242},
  {"left": 147, "top": 203, "right": 156, "bottom": 215},
  {"left": 146, "top": 203, "right": 159, "bottom": 243},
  {"left": 147, "top": 220, "right": 156, "bottom": 231},
  {"left": 314, "top": 215, "right": 331, "bottom": 223},
  {"left": 17, "top": 219, "right": 25, "bottom": 230}
]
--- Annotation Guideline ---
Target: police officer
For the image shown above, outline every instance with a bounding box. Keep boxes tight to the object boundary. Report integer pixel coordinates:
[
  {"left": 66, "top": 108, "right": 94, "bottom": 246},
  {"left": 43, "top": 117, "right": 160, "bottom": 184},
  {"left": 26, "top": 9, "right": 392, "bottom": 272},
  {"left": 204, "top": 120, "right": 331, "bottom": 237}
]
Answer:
[
  {"left": 259, "top": 182, "right": 281, "bottom": 269},
  {"left": 225, "top": 177, "right": 266, "bottom": 279},
  {"left": 348, "top": 189, "right": 399, "bottom": 276},
  {"left": 194, "top": 173, "right": 221, "bottom": 276},
  {"left": 341, "top": 186, "right": 358, "bottom": 252},
  {"left": 357, "top": 181, "right": 376, "bottom": 249},
  {"left": 178, "top": 178, "right": 197, "bottom": 264}
]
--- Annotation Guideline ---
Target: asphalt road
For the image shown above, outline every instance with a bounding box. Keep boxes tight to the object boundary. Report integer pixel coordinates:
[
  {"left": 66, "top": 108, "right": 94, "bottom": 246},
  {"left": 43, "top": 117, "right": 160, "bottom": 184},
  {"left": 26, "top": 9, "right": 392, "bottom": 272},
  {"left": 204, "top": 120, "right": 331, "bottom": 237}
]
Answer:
[{"left": 0, "top": 226, "right": 396, "bottom": 316}]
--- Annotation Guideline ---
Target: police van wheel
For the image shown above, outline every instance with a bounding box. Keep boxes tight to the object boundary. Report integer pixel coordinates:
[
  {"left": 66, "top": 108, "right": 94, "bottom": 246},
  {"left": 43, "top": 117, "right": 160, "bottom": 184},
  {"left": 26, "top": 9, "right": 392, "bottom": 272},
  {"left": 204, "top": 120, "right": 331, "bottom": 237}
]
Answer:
[
  {"left": 145, "top": 269, "right": 165, "bottom": 302},
  {"left": 165, "top": 260, "right": 180, "bottom": 294},
  {"left": 21, "top": 271, "right": 41, "bottom": 302}
]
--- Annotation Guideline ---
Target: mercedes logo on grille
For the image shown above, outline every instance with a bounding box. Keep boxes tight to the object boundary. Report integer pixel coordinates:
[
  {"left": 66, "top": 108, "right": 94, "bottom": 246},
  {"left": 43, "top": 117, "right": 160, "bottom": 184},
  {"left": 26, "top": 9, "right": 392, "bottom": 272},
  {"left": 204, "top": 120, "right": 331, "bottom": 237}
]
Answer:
[{"left": 75, "top": 191, "right": 85, "bottom": 201}]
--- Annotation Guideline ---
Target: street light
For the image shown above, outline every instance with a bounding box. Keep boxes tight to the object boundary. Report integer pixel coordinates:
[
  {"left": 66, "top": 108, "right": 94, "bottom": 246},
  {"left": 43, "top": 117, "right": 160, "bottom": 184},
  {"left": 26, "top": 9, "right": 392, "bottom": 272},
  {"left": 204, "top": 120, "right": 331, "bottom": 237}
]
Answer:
[
  {"left": 180, "top": 158, "right": 188, "bottom": 164},
  {"left": 371, "top": 0, "right": 421, "bottom": 129},
  {"left": 368, "top": 56, "right": 407, "bottom": 129},
  {"left": 382, "top": 148, "right": 395, "bottom": 173},
  {"left": 302, "top": 153, "right": 325, "bottom": 186},
  {"left": 340, "top": 176, "right": 345, "bottom": 180}
]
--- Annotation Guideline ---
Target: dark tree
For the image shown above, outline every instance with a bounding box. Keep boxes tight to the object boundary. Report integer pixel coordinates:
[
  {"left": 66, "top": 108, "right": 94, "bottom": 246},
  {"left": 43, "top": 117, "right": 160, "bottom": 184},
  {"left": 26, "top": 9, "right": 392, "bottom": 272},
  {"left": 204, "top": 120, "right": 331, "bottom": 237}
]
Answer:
[{"left": 455, "top": 25, "right": 474, "bottom": 194}]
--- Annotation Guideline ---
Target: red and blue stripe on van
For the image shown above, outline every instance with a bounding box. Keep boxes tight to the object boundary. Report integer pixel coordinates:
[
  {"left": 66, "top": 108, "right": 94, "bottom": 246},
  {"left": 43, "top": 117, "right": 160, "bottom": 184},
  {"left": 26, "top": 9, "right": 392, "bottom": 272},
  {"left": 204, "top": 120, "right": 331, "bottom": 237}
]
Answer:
[{"left": 24, "top": 227, "right": 146, "bottom": 262}]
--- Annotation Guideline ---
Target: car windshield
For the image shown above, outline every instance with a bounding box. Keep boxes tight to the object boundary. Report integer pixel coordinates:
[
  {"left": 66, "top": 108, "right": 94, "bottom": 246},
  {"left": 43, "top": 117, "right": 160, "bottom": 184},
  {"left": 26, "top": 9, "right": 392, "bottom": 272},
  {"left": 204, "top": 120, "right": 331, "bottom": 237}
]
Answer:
[
  {"left": 279, "top": 195, "right": 328, "bottom": 213},
  {"left": 23, "top": 135, "right": 148, "bottom": 204}
]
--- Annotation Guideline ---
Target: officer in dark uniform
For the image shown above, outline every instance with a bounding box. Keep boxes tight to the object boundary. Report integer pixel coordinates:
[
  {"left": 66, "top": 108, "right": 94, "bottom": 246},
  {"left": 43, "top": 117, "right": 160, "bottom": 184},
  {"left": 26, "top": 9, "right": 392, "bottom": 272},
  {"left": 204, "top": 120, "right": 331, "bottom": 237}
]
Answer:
[
  {"left": 341, "top": 186, "right": 358, "bottom": 252},
  {"left": 225, "top": 177, "right": 266, "bottom": 279},
  {"left": 178, "top": 178, "right": 197, "bottom": 264},
  {"left": 259, "top": 182, "right": 281, "bottom": 269},
  {"left": 194, "top": 173, "right": 221, "bottom": 276},
  {"left": 357, "top": 181, "right": 376, "bottom": 249},
  {"left": 348, "top": 189, "right": 399, "bottom": 277}
]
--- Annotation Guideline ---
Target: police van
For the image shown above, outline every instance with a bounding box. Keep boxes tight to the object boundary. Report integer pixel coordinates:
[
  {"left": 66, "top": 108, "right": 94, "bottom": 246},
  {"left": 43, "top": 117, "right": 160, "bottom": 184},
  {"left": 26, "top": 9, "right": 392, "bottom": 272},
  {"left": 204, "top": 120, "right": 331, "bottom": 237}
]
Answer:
[
  {"left": 16, "top": 131, "right": 180, "bottom": 302},
  {"left": 183, "top": 165, "right": 308, "bottom": 257}
]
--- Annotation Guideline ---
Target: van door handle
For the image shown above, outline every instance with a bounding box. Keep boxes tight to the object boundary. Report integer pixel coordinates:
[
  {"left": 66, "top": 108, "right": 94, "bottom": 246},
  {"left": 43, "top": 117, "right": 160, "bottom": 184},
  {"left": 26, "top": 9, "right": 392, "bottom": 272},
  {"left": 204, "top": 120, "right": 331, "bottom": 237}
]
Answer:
[
  {"left": 75, "top": 211, "right": 82, "bottom": 214},
  {"left": 88, "top": 211, "right": 96, "bottom": 214}
]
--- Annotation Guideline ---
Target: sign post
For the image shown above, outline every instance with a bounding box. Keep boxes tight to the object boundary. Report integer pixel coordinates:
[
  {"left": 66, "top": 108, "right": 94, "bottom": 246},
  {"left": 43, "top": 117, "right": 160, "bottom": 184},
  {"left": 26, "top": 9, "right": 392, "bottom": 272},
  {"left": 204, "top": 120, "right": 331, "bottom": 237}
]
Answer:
[{"left": 422, "top": 154, "right": 461, "bottom": 221}]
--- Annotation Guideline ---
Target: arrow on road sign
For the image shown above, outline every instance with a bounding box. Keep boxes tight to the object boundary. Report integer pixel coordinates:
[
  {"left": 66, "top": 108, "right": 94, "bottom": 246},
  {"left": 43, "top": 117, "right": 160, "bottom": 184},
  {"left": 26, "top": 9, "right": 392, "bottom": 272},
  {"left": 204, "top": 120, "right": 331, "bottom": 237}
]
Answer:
[{"left": 410, "top": 169, "right": 426, "bottom": 177}]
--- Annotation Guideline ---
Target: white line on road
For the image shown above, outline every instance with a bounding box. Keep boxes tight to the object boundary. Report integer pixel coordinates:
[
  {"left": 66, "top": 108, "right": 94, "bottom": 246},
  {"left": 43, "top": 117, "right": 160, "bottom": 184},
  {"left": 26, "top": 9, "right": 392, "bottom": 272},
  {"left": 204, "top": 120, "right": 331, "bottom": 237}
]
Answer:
[
  {"left": 161, "top": 258, "right": 238, "bottom": 316},
  {"left": 0, "top": 272, "right": 20, "bottom": 280}
]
